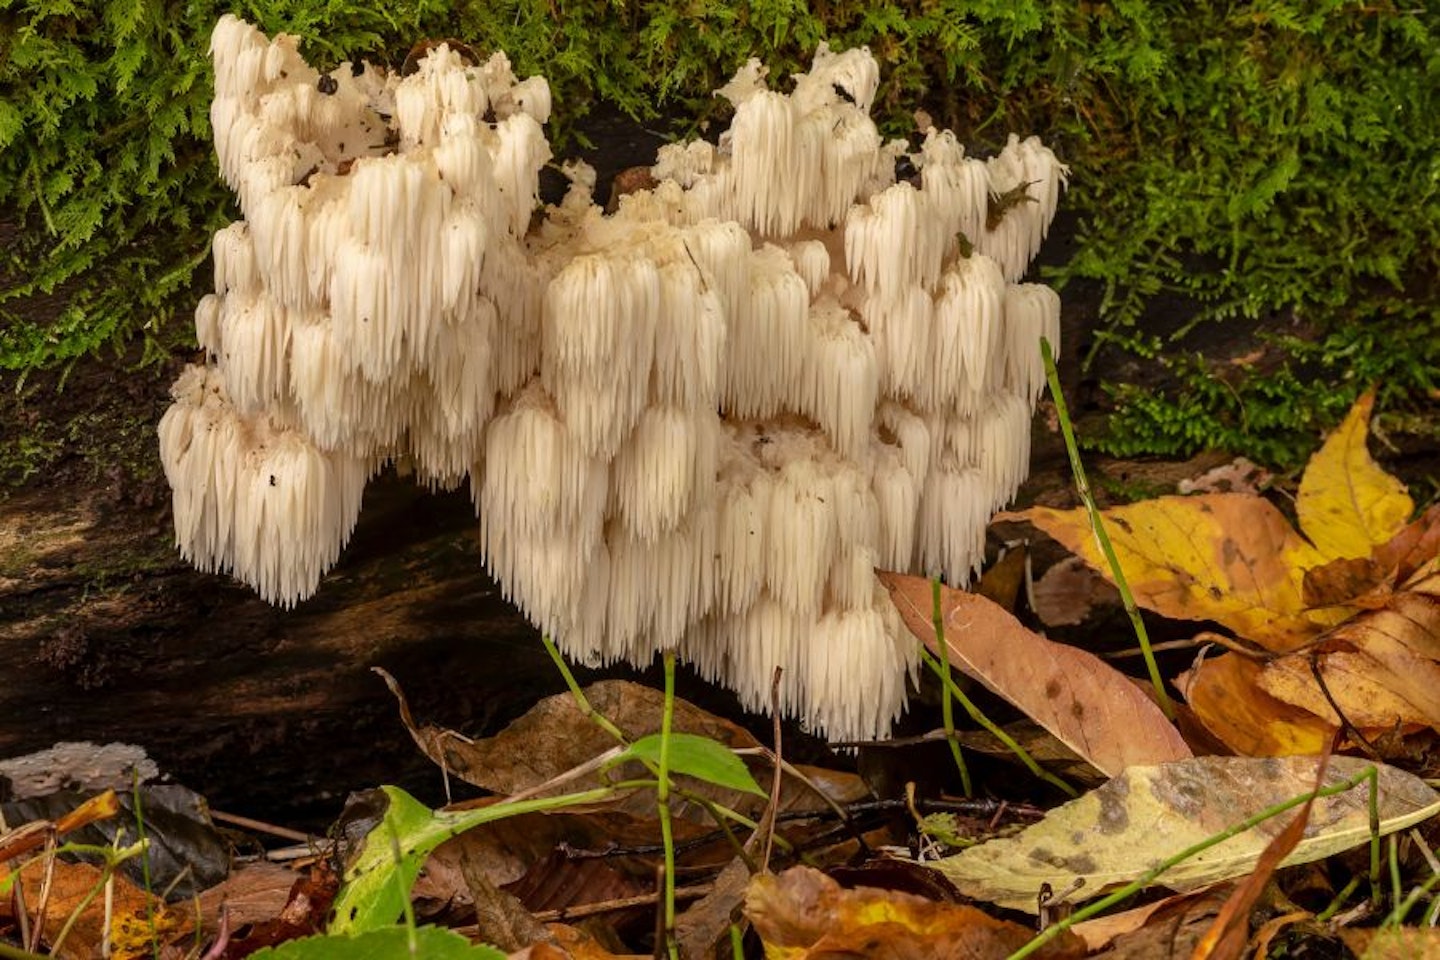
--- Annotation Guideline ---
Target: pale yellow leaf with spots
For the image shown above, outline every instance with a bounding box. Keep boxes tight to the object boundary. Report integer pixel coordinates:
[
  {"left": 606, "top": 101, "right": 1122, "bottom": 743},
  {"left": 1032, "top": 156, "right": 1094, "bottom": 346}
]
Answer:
[
  {"left": 1297, "top": 389, "right": 1413, "bottom": 560},
  {"left": 931, "top": 756, "right": 1440, "bottom": 913}
]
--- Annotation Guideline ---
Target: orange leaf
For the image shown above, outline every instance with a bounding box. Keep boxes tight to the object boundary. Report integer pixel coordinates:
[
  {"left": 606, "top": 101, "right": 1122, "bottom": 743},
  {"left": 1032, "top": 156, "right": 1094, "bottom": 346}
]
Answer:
[
  {"left": 1296, "top": 389, "right": 1413, "bottom": 560},
  {"left": 1176, "top": 650, "right": 1334, "bottom": 757},
  {"left": 879, "top": 572, "right": 1191, "bottom": 777},
  {"left": 1264, "top": 570, "right": 1440, "bottom": 734},
  {"left": 1007, "top": 494, "right": 1344, "bottom": 652},
  {"left": 1381, "top": 504, "right": 1440, "bottom": 586},
  {"left": 745, "top": 866, "right": 1086, "bottom": 960}
]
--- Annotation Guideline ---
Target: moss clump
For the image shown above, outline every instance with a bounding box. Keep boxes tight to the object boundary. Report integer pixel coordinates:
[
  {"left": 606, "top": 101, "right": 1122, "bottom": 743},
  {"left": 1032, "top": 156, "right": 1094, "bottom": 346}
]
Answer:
[{"left": 2, "top": 1, "right": 1435, "bottom": 465}]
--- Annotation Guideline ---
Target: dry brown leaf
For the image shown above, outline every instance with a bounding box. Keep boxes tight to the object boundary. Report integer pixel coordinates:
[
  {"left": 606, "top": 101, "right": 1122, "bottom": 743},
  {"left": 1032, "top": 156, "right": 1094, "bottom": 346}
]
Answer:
[
  {"left": 1074, "top": 887, "right": 1229, "bottom": 954},
  {"left": 1084, "top": 887, "right": 1231, "bottom": 958},
  {"left": 1004, "top": 494, "right": 1343, "bottom": 652},
  {"left": 1177, "top": 457, "right": 1271, "bottom": 496},
  {"left": 1303, "top": 505, "right": 1440, "bottom": 609},
  {"left": 1302, "top": 554, "right": 1397, "bottom": 610},
  {"left": 1031, "top": 556, "right": 1121, "bottom": 627},
  {"left": 379, "top": 675, "right": 759, "bottom": 796},
  {"left": 1189, "top": 564, "right": 1440, "bottom": 750},
  {"left": 745, "top": 865, "right": 1086, "bottom": 959},
  {"left": 1338, "top": 925, "right": 1440, "bottom": 959},
  {"left": 1261, "top": 569, "right": 1440, "bottom": 733},
  {"left": 427, "top": 807, "right": 712, "bottom": 891},
  {"left": 880, "top": 572, "right": 1191, "bottom": 777},
  {"left": 1176, "top": 649, "right": 1335, "bottom": 756},
  {"left": 1296, "top": 389, "right": 1414, "bottom": 560},
  {"left": 511, "top": 923, "right": 648, "bottom": 959},
  {"left": 1380, "top": 504, "right": 1440, "bottom": 585},
  {"left": 192, "top": 861, "right": 301, "bottom": 933},
  {"left": 377, "top": 675, "right": 841, "bottom": 823},
  {"left": 1258, "top": 650, "right": 1440, "bottom": 731},
  {"left": 1352, "top": 573, "right": 1440, "bottom": 661},
  {"left": 674, "top": 856, "right": 752, "bottom": 960},
  {"left": 0, "top": 858, "right": 178, "bottom": 960}
]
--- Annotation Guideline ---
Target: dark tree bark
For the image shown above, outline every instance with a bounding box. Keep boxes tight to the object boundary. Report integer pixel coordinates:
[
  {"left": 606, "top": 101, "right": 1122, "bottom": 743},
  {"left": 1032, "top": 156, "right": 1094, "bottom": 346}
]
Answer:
[{"left": 0, "top": 463, "right": 573, "bottom": 825}]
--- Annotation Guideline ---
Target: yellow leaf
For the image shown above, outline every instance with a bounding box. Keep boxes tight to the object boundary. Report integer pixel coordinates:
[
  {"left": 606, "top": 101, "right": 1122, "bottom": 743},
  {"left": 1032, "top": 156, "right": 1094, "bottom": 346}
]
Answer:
[
  {"left": 1297, "top": 389, "right": 1413, "bottom": 560},
  {"left": 1006, "top": 494, "right": 1343, "bottom": 652}
]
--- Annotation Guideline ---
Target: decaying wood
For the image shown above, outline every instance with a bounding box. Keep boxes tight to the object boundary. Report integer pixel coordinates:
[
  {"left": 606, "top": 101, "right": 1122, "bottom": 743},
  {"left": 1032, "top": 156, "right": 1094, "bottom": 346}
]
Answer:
[{"left": 0, "top": 465, "right": 553, "bottom": 824}]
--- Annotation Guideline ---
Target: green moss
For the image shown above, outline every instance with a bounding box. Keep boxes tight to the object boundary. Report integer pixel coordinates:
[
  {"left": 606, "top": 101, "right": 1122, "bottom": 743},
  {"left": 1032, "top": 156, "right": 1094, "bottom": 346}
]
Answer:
[
  {"left": 0, "top": 366, "right": 170, "bottom": 488},
  {"left": 0, "top": 429, "right": 66, "bottom": 487},
  {"left": 3, "top": 0, "right": 1436, "bottom": 465},
  {"left": 0, "top": 540, "right": 40, "bottom": 580}
]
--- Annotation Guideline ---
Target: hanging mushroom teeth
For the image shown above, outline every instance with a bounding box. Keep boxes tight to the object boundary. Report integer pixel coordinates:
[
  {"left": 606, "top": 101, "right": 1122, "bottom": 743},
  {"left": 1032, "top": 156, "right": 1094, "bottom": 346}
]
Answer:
[{"left": 162, "top": 18, "right": 1068, "bottom": 741}]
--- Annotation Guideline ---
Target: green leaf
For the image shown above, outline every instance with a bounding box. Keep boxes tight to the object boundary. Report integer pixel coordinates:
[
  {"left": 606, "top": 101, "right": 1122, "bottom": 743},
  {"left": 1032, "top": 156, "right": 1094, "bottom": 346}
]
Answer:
[
  {"left": 330, "top": 784, "right": 613, "bottom": 935},
  {"left": 617, "top": 733, "right": 766, "bottom": 797},
  {"left": 249, "top": 926, "right": 507, "bottom": 960}
]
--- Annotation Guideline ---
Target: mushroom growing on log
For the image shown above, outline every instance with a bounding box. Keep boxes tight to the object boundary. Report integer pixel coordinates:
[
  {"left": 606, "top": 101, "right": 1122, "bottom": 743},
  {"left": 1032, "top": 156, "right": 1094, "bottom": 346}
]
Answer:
[{"left": 159, "top": 16, "right": 1066, "bottom": 741}]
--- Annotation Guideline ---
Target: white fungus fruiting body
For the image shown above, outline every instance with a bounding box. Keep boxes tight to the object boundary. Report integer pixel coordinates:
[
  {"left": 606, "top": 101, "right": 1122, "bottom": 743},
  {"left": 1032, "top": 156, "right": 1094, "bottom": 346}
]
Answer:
[{"left": 161, "top": 18, "right": 1068, "bottom": 740}]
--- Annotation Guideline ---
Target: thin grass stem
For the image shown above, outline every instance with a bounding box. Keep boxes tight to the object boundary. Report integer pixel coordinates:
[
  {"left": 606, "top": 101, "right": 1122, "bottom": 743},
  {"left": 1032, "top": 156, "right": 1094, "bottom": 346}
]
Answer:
[
  {"left": 1040, "top": 337, "right": 1174, "bottom": 719},
  {"left": 931, "top": 578, "right": 972, "bottom": 796},
  {"left": 918, "top": 647, "right": 1076, "bottom": 798}
]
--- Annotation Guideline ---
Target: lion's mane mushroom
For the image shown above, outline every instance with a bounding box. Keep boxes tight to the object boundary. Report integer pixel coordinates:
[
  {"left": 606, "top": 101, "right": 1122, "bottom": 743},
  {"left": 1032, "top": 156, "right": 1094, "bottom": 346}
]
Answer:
[{"left": 161, "top": 18, "right": 1065, "bottom": 740}]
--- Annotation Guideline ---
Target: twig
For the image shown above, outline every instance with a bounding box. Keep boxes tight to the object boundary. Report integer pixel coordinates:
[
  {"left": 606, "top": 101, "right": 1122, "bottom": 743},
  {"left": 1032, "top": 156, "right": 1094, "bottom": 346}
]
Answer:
[
  {"left": 209, "top": 810, "right": 314, "bottom": 844},
  {"left": 761, "top": 666, "right": 784, "bottom": 873},
  {"left": 543, "top": 883, "right": 711, "bottom": 923}
]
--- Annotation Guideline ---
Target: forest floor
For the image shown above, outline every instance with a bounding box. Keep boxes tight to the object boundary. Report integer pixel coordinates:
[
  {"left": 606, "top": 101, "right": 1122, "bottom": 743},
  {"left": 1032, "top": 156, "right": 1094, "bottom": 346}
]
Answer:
[{"left": 3, "top": 113, "right": 1439, "bottom": 959}]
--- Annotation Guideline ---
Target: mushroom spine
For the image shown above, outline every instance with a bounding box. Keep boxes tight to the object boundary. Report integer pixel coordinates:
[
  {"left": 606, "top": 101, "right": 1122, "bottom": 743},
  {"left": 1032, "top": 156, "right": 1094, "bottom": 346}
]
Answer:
[{"left": 161, "top": 18, "right": 1067, "bottom": 741}]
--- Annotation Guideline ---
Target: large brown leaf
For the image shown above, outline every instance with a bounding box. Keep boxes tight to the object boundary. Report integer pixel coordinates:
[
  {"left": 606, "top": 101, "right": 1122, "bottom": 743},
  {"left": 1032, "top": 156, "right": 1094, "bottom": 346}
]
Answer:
[{"left": 880, "top": 572, "right": 1191, "bottom": 777}]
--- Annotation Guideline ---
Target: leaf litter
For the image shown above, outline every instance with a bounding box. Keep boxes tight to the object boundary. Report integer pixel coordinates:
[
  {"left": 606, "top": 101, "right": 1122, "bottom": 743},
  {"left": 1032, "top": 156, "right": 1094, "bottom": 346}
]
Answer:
[{"left": 4, "top": 390, "right": 1440, "bottom": 959}]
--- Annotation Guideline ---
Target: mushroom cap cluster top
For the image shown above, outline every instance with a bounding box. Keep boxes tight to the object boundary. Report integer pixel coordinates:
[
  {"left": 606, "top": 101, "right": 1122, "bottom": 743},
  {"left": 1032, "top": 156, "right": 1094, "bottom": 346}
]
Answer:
[{"left": 160, "top": 16, "right": 1067, "bottom": 741}]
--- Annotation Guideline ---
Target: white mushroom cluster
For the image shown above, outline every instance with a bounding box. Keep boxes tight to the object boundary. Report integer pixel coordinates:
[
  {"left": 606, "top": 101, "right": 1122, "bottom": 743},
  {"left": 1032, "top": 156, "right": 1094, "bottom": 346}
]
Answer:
[{"left": 160, "top": 17, "right": 1066, "bottom": 741}]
